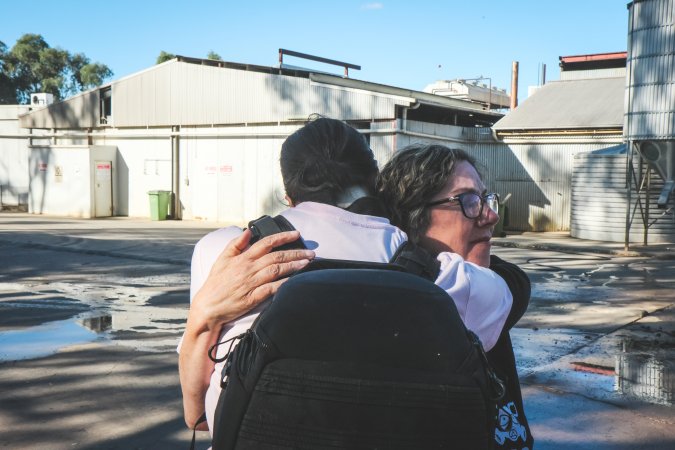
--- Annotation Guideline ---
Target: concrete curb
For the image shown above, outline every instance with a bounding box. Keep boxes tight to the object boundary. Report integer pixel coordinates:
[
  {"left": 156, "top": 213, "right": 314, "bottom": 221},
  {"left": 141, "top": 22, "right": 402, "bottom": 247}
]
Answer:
[
  {"left": 492, "top": 236, "right": 675, "bottom": 260},
  {"left": 492, "top": 239, "right": 644, "bottom": 258},
  {"left": 0, "top": 238, "right": 191, "bottom": 267}
]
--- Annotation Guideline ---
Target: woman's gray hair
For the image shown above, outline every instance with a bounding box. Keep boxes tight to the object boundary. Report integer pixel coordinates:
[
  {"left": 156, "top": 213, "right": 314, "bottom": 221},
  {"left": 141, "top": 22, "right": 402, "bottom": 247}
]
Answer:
[{"left": 376, "top": 144, "right": 479, "bottom": 243}]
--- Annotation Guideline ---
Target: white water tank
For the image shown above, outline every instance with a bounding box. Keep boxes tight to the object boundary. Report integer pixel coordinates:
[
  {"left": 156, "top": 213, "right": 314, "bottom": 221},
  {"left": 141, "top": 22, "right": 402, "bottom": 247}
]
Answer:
[{"left": 571, "top": 146, "right": 674, "bottom": 243}]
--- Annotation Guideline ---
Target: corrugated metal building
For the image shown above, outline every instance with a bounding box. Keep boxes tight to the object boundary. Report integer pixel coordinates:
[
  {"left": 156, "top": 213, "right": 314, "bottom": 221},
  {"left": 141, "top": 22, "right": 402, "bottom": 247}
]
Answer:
[
  {"left": 621, "top": 0, "right": 675, "bottom": 244},
  {"left": 491, "top": 53, "right": 626, "bottom": 232},
  {"left": 9, "top": 56, "right": 504, "bottom": 222}
]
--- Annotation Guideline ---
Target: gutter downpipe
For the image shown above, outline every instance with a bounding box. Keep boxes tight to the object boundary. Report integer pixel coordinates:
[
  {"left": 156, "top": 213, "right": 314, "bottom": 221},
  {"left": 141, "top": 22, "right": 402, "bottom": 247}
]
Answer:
[{"left": 171, "top": 125, "right": 181, "bottom": 220}]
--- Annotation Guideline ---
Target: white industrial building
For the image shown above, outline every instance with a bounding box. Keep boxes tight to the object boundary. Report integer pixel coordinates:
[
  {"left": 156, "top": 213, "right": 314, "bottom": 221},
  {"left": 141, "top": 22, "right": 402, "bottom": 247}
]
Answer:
[
  {"left": 3, "top": 56, "right": 504, "bottom": 224},
  {"left": 3, "top": 13, "right": 672, "bottom": 244}
]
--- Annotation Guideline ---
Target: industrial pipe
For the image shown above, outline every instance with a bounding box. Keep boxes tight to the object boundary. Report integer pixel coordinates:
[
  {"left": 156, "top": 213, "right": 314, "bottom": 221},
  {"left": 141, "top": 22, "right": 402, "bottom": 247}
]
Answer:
[{"left": 510, "top": 61, "right": 519, "bottom": 109}]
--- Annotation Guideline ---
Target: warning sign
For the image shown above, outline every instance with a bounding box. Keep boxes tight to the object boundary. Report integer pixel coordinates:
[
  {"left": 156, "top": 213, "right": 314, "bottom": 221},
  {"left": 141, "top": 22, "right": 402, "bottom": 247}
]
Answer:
[
  {"left": 96, "top": 162, "right": 111, "bottom": 181},
  {"left": 55, "top": 165, "right": 63, "bottom": 183}
]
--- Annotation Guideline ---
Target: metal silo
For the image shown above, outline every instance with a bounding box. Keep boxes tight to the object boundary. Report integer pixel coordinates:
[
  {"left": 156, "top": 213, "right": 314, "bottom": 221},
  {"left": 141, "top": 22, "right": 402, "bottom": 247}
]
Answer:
[{"left": 624, "top": 0, "right": 675, "bottom": 246}]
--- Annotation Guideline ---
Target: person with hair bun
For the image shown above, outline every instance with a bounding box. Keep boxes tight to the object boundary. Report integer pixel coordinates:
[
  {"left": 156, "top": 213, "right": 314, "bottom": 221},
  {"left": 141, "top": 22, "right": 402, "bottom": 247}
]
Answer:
[{"left": 178, "top": 119, "right": 514, "bottom": 438}]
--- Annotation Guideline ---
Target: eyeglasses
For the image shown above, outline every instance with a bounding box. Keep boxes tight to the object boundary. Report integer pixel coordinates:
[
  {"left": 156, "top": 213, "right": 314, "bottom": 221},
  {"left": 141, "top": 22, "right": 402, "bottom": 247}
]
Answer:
[{"left": 426, "top": 192, "right": 499, "bottom": 219}]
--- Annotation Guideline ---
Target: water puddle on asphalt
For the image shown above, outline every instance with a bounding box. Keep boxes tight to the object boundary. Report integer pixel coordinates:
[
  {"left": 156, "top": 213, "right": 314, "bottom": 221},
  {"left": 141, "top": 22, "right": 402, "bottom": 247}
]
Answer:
[
  {"left": 615, "top": 350, "right": 674, "bottom": 405},
  {"left": 0, "top": 279, "right": 190, "bottom": 361},
  {"left": 0, "top": 303, "right": 186, "bottom": 361},
  {"left": 566, "top": 352, "right": 674, "bottom": 406},
  {"left": 0, "top": 314, "right": 107, "bottom": 361},
  {"left": 516, "top": 328, "right": 674, "bottom": 407}
]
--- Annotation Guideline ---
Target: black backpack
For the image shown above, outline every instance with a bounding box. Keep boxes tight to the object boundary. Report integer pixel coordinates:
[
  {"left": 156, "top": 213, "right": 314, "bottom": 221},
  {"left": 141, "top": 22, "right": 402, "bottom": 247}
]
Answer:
[{"left": 208, "top": 215, "right": 505, "bottom": 450}]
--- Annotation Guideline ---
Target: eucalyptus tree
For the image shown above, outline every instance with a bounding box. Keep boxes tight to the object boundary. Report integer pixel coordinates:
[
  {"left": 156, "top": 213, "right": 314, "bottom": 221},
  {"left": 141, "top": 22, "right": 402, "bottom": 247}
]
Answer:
[{"left": 0, "top": 34, "right": 113, "bottom": 104}]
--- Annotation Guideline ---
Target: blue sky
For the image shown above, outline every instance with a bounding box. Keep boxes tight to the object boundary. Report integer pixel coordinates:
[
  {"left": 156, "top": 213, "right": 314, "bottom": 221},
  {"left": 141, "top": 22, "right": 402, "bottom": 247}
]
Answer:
[{"left": 3, "top": 1, "right": 629, "bottom": 103}]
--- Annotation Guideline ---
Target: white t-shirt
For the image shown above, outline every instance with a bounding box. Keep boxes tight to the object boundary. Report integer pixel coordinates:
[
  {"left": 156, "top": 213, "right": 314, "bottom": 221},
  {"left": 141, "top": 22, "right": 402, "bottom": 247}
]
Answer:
[{"left": 183, "top": 201, "right": 512, "bottom": 433}]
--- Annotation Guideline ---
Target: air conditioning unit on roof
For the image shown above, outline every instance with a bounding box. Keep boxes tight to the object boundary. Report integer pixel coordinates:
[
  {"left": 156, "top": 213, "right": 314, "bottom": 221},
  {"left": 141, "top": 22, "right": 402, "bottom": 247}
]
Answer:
[{"left": 30, "top": 93, "right": 54, "bottom": 107}]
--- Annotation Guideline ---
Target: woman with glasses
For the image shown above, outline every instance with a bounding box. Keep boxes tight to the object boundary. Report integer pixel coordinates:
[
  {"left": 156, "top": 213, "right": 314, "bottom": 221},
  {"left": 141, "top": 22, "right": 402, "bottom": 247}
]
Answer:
[
  {"left": 377, "top": 144, "right": 500, "bottom": 268},
  {"left": 378, "top": 144, "right": 534, "bottom": 450}
]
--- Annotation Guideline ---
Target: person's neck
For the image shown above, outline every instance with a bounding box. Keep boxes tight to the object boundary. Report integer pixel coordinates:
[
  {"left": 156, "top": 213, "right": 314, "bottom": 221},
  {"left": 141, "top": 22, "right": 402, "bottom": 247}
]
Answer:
[{"left": 336, "top": 186, "right": 369, "bottom": 209}]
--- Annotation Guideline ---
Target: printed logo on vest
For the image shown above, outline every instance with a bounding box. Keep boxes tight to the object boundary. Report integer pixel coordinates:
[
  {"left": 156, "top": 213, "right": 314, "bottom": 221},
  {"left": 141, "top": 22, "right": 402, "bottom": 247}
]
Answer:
[{"left": 494, "top": 401, "right": 528, "bottom": 445}]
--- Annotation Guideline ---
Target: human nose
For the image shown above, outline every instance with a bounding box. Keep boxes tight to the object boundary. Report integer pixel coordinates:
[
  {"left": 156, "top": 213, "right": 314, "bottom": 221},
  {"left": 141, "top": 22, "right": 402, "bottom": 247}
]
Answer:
[{"left": 478, "top": 202, "right": 499, "bottom": 227}]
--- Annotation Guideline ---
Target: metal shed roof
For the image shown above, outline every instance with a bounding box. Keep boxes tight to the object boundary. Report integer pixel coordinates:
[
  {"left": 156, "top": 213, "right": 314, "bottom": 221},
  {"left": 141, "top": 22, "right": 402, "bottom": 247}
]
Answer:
[
  {"left": 493, "top": 77, "right": 625, "bottom": 132},
  {"left": 19, "top": 56, "right": 503, "bottom": 130}
]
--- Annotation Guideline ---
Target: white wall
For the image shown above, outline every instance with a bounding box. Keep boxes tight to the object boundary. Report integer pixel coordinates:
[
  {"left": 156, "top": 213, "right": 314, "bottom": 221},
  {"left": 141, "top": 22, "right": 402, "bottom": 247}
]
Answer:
[
  {"left": 29, "top": 146, "right": 92, "bottom": 217},
  {"left": 89, "top": 124, "right": 298, "bottom": 223},
  {"left": 96, "top": 128, "right": 173, "bottom": 218},
  {"left": 0, "top": 106, "right": 31, "bottom": 207},
  {"left": 183, "top": 124, "right": 299, "bottom": 224},
  {"left": 17, "top": 119, "right": 616, "bottom": 233},
  {"left": 123, "top": 140, "right": 172, "bottom": 218},
  {"left": 27, "top": 145, "right": 117, "bottom": 217}
]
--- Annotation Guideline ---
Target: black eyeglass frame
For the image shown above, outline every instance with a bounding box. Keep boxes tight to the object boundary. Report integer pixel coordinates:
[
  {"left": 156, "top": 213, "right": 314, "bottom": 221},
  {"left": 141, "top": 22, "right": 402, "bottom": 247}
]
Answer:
[{"left": 425, "top": 192, "right": 500, "bottom": 219}]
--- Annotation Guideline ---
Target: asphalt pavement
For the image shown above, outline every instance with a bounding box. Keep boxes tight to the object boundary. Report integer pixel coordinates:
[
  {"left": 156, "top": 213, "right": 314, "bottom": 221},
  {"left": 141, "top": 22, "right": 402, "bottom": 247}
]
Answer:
[{"left": 0, "top": 212, "right": 673, "bottom": 449}]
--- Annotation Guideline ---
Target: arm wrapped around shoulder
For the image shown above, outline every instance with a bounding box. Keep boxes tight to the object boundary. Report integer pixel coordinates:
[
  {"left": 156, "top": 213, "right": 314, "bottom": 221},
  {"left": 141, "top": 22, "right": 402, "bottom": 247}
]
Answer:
[
  {"left": 435, "top": 252, "right": 513, "bottom": 352},
  {"left": 489, "top": 255, "right": 531, "bottom": 330}
]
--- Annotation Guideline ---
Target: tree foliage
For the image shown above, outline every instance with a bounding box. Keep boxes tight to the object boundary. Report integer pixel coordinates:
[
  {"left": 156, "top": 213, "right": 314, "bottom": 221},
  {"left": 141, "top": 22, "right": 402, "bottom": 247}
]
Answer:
[
  {"left": 156, "top": 51, "right": 176, "bottom": 64},
  {"left": 155, "top": 50, "right": 224, "bottom": 65},
  {"left": 207, "top": 51, "right": 223, "bottom": 61},
  {"left": 0, "top": 34, "right": 113, "bottom": 105},
  {"left": 0, "top": 41, "right": 15, "bottom": 104}
]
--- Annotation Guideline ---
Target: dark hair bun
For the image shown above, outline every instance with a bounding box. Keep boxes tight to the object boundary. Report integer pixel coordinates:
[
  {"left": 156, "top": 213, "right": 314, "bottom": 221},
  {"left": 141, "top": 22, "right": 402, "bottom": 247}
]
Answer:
[{"left": 281, "top": 118, "right": 378, "bottom": 205}]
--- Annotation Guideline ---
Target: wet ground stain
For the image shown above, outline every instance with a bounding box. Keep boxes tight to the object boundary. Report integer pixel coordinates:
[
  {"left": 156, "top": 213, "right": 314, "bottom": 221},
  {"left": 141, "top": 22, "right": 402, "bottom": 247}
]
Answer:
[{"left": 515, "top": 306, "right": 675, "bottom": 407}]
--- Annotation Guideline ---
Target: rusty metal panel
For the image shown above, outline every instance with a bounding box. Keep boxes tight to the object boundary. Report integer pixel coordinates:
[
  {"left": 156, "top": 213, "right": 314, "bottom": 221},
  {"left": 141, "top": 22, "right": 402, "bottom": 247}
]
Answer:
[{"left": 626, "top": 0, "right": 675, "bottom": 139}]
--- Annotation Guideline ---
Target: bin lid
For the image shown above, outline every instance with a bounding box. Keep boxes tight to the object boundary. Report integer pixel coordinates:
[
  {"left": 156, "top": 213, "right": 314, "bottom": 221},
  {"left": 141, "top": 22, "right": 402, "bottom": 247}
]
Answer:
[{"left": 147, "top": 190, "right": 171, "bottom": 194}]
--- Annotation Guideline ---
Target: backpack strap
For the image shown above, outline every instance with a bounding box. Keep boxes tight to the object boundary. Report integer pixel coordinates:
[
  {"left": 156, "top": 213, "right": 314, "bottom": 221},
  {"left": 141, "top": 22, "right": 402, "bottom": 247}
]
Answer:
[
  {"left": 389, "top": 241, "right": 440, "bottom": 281},
  {"left": 189, "top": 412, "right": 207, "bottom": 450},
  {"left": 248, "top": 215, "right": 307, "bottom": 251}
]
